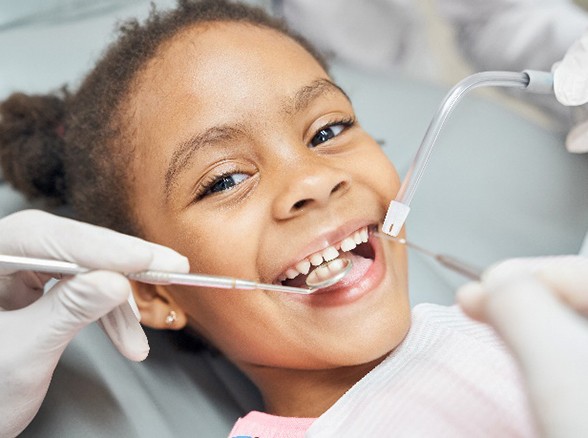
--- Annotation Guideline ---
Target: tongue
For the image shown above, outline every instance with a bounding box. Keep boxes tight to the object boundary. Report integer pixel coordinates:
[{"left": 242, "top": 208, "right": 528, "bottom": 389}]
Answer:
[{"left": 333, "top": 252, "right": 373, "bottom": 288}]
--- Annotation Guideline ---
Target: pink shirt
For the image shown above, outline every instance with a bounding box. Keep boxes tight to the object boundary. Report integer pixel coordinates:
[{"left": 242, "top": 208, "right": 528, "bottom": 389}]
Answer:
[
  {"left": 230, "top": 411, "right": 314, "bottom": 438},
  {"left": 229, "top": 304, "right": 537, "bottom": 438}
]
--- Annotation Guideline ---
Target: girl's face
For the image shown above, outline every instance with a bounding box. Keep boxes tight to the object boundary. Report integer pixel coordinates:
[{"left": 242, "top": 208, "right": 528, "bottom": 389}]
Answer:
[{"left": 127, "top": 22, "right": 410, "bottom": 371}]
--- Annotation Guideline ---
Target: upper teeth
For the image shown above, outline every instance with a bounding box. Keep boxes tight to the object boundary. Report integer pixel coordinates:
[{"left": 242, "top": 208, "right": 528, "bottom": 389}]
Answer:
[{"left": 277, "top": 226, "right": 369, "bottom": 282}]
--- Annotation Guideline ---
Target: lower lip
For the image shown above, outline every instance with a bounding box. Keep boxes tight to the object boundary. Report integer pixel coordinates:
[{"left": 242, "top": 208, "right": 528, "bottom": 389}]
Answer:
[{"left": 299, "top": 235, "right": 386, "bottom": 307}]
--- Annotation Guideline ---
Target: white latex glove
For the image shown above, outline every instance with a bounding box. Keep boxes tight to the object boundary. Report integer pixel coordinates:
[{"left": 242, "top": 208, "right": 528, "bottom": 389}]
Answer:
[
  {"left": 553, "top": 29, "right": 588, "bottom": 153},
  {"left": 457, "top": 256, "right": 588, "bottom": 438},
  {"left": 0, "top": 210, "right": 189, "bottom": 438}
]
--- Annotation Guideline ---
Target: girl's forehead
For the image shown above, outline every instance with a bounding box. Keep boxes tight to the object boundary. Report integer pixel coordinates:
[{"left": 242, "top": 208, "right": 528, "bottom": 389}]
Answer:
[
  {"left": 141, "top": 21, "right": 322, "bottom": 86},
  {"left": 129, "top": 22, "right": 329, "bottom": 131}
]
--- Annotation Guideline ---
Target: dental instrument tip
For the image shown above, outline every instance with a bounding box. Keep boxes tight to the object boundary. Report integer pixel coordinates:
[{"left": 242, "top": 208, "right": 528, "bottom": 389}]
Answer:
[{"left": 373, "top": 231, "right": 482, "bottom": 281}]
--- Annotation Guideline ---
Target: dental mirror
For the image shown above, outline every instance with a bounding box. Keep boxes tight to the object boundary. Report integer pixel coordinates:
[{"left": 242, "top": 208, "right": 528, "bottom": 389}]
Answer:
[
  {"left": 0, "top": 254, "right": 353, "bottom": 297},
  {"left": 305, "top": 257, "right": 353, "bottom": 289}
]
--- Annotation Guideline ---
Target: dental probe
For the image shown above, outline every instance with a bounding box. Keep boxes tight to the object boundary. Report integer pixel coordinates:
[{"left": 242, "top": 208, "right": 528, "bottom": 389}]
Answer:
[
  {"left": 374, "top": 232, "right": 482, "bottom": 281},
  {"left": 382, "top": 70, "right": 555, "bottom": 237},
  {"left": 0, "top": 254, "right": 352, "bottom": 295}
]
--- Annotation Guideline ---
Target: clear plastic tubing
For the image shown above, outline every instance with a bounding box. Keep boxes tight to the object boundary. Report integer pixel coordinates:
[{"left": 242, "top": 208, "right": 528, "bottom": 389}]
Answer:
[{"left": 382, "top": 70, "right": 554, "bottom": 236}]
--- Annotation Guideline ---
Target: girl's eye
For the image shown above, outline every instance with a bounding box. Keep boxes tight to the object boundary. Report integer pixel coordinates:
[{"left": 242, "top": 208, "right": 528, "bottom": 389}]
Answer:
[
  {"left": 309, "top": 120, "right": 353, "bottom": 148},
  {"left": 201, "top": 173, "right": 249, "bottom": 197}
]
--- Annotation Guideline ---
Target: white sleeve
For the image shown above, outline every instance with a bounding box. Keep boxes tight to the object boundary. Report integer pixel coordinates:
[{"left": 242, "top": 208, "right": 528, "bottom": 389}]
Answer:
[
  {"left": 280, "top": 0, "right": 435, "bottom": 76},
  {"left": 436, "top": 0, "right": 588, "bottom": 71}
]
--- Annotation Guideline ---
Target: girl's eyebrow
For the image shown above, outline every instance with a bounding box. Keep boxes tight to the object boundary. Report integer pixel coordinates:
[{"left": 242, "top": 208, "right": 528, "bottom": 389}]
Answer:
[
  {"left": 286, "top": 78, "right": 351, "bottom": 114},
  {"left": 165, "top": 125, "right": 242, "bottom": 198}
]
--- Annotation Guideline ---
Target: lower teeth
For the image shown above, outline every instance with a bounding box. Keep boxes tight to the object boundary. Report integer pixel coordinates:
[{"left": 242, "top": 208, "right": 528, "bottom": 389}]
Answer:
[{"left": 306, "top": 258, "right": 346, "bottom": 286}]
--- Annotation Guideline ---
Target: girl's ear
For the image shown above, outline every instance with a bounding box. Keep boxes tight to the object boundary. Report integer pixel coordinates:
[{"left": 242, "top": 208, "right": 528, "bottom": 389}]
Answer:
[{"left": 131, "top": 282, "right": 188, "bottom": 330}]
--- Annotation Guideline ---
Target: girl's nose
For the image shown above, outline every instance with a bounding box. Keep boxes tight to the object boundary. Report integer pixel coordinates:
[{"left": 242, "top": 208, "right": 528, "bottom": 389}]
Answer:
[{"left": 272, "top": 163, "right": 351, "bottom": 220}]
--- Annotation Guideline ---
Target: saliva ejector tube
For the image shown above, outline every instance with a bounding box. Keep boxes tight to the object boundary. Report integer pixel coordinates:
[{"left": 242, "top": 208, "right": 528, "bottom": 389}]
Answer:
[{"left": 382, "top": 70, "right": 555, "bottom": 237}]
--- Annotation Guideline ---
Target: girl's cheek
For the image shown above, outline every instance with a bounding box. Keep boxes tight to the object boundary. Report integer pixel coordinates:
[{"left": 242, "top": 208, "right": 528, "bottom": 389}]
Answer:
[{"left": 355, "top": 153, "right": 399, "bottom": 194}]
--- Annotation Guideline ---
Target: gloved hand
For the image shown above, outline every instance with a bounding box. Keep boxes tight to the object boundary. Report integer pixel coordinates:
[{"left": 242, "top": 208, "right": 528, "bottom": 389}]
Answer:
[
  {"left": 553, "top": 29, "right": 588, "bottom": 153},
  {"left": 457, "top": 256, "right": 588, "bottom": 438},
  {"left": 0, "top": 210, "right": 189, "bottom": 438}
]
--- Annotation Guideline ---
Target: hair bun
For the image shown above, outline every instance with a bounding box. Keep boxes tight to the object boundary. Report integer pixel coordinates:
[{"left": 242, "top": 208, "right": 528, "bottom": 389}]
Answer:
[{"left": 0, "top": 91, "right": 68, "bottom": 204}]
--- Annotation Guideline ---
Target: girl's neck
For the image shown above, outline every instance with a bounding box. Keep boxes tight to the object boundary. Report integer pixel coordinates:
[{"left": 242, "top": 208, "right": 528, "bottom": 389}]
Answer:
[{"left": 242, "top": 355, "right": 387, "bottom": 418}]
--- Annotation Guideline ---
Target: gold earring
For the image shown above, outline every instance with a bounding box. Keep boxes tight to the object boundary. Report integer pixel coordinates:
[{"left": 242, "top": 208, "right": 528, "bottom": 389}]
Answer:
[{"left": 165, "top": 310, "right": 177, "bottom": 328}]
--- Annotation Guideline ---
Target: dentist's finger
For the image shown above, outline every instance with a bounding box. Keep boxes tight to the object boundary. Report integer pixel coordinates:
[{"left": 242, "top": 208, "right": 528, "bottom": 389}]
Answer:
[
  {"left": 538, "top": 263, "right": 588, "bottom": 316},
  {"left": 553, "top": 31, "right": 588, "bottom": 106},
  {"left": 0, "top": 210, "right": 189, "bottom": 272},
  {"left": 457, "top": 256, "right": 588, "bottom": 320},
  {"left": 97, "top": 302, "right": 149, "bottom": 361},
  {"left": 457, "top": 270, "right": 587, "bottom": 359},
  {"left": 477, "top": 272, "right": 584, "bottom": 353},
  {"left": 455, "top": 281, "right": 486, "bottom": 322},
  {"left": 24, "top": 271, "right": 138, "bottom": 354},
  {"left": 565, "top": 119, "right": 588, "bottom": 153}
]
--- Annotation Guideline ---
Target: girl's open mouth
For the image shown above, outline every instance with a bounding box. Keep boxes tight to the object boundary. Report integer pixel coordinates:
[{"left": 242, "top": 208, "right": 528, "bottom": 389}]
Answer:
[{"left": 274, "top": 225, "right": 377, "bottom": 290}]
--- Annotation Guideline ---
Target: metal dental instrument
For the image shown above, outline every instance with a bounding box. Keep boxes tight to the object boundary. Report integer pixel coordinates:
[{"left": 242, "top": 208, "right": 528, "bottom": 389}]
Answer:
[
  {"left": 374, "top": 232, "right": 482, "bottom": 281},
  {"left": 305, "top": 257, "right": 353, "bottom": 288},
  {"left": 0, "top": 254, "right": 352, "bottom": 295},
  {"left": 382, "top": 70, "right": 555, "bottom": 237}
]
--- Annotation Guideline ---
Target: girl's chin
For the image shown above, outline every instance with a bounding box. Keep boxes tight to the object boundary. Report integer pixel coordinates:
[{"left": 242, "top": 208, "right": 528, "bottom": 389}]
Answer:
[
  {"left": 327, "top": 308, "right": 410, "bottom": 363},
  {"left": 299, "top": 328, "right": 408, "bottom": 371}
]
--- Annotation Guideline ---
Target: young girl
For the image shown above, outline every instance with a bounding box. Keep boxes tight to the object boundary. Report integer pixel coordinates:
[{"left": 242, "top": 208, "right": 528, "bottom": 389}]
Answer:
[{"left": 0, "top": 1, "right": 536, "bottom": 436}]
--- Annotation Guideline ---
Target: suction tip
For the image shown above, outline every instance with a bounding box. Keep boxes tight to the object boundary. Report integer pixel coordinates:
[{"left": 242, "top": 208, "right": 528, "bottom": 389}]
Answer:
[{"left": 382, "top": 200, "right": 410, "bottom": 237}]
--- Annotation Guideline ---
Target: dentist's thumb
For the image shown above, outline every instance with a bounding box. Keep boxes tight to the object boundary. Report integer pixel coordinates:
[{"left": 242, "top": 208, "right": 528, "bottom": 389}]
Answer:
[
  {"left": 458, "top": 271, "right": 583, "bottom": 364},
  {"left": 25, "top": 270, "right": 144, "bottom": 359}
]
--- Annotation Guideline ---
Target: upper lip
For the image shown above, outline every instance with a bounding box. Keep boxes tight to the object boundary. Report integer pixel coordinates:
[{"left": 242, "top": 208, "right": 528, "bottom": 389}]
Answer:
[{"left": 271, "top": 218, "right": 376, "bottom": 283}]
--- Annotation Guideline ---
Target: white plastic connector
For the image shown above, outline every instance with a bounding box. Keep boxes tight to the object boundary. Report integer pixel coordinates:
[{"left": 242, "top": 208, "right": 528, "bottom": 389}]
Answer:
[
  {"left": 522, "top": 70, "right": 554, "bottom": 94},
  {"left": 382, "top": 200, "right": 410, "bottom": 237}
]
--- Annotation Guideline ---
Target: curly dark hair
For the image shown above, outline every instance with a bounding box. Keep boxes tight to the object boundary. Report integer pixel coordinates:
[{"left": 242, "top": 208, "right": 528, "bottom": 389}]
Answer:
[{"left": 0, "top": 0, "right": 326, "bottom": 236}]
